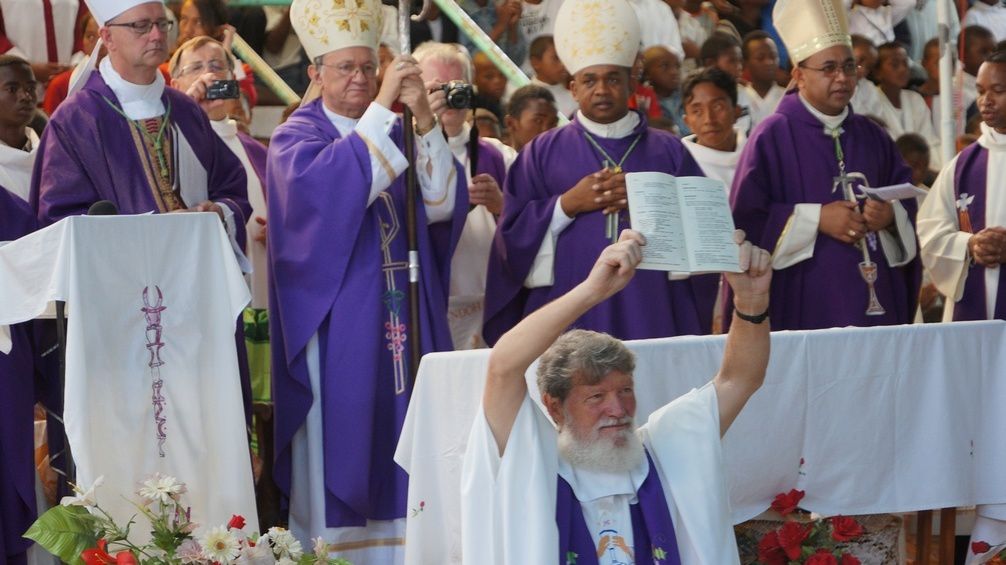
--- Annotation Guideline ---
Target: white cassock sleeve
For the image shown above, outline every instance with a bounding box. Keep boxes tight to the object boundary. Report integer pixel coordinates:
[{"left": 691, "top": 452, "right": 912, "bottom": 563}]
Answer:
[
  {"left": 461, "top": 396, "right": 560, "bottom": 565},
  {"left": 917, "top": 154, "right": 972, "bottom": 306},
  {"left": 772, "top": 201, "right": 916, "bottom": 269},
  {"left": 524, "top": 201, "right": 575, "bottom": 288}
]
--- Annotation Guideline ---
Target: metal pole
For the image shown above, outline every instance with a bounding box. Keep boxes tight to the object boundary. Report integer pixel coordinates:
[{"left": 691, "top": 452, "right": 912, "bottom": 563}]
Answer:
[
  {"left": 400, "top": 0, "right": 424, "bottom": 380},
  {"left": 936, "top": 0, "right": 955, "bottom": 166}
]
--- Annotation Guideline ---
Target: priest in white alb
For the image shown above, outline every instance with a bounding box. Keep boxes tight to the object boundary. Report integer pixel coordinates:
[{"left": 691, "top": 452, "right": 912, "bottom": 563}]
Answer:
[{"left": 461, "top": 228, "right": 772, "bottom": 565}]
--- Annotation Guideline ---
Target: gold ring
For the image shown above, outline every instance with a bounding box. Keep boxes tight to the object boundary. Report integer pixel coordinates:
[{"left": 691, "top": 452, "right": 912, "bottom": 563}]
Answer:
[{"left": 848, "top": 229, "right": 857, "bottom": 237}]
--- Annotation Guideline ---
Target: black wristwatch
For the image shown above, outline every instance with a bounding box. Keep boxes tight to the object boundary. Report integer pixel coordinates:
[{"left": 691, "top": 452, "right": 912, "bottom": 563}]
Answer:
[{"left": 735, "top": 307, "right": 770, "bottom": 324}]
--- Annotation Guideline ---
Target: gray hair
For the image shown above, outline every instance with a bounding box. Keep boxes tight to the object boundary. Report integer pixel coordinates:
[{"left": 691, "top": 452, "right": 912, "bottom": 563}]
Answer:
[
  {"left": 536, "top": 330, "right": 635, "bottom": 402},
  {"left": 412, "top": 41, "right": 473, "bottom": 83}
]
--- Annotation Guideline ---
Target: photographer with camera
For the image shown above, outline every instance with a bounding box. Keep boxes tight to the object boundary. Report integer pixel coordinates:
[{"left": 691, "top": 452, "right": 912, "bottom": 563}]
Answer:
[{"left": 416, "top": 42, "right": 507, "bottom": 350}]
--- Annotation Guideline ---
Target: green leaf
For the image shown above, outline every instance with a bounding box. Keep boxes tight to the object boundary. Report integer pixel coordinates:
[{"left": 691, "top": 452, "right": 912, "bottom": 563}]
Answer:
[{"left": 23, "top": 505, "right": 99, "bottom": 565}]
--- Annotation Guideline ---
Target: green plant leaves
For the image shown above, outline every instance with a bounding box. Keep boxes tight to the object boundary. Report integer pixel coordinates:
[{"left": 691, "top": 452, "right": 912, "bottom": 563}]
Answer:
[{"left": 23, "top": 505, "right": 99, "bottom": 565}]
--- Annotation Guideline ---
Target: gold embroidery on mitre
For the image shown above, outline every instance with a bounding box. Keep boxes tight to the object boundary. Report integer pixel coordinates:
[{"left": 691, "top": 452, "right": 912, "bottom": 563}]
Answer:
[{"left": 299, "top": 0, "right": 381, "bottom": 47}]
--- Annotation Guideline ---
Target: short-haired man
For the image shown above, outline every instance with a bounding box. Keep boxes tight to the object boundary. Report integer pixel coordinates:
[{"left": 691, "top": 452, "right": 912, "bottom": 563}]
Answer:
[
  {"left": 504, "top": 83, "right": 558, "bottom": 155},
  {"left": 483, "top": 0, "right": 716, "bottom": 345},
  {"left": 463, "top": 229, "right": 771, "bottom": 563},
  {"left": 31, "top": 1, "right": 250, "bottom": 237},
  {"left": 415, "top": 41, "right": 507, "bottom": 350},
  {"left": 740, "top": 30, "right": 784, "bottom": 128},
  {"left": 700, "top": 31, "right": 751, "bottom": 133},
  {"left": 681, "top": 67, "right": 745, "bottom": 189},
  {"left": 917, "top": 46, "right": 1006, "bottom": 562},
  {"left": 528, "top": 35, "right": 575, "bottom": 117},
  {"left": 642, "top": 45, "right": 687, "bottom": 134},
  {"left": 0, "top": 54, "right": 40, "bottom": 565},
  {"left": 730, "top": 0, "right": 920, "bottom": 331},
  {"left": 268, "top": 0, "right": 466, "bottom": 557}
]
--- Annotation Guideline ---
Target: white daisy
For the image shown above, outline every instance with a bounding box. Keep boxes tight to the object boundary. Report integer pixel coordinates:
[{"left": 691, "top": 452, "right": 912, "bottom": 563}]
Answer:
[
  {"left": 265, "top": 528, "right": 303, "bottom": 560},
  {"left": 312, "top": 537, "right": 328, "bottom": 557},
  {"left": 137, "top": 472, "right": 186, "bottom": 506},
  {"left": 200, "top": 525, "right": 241, "bottom": 564}
]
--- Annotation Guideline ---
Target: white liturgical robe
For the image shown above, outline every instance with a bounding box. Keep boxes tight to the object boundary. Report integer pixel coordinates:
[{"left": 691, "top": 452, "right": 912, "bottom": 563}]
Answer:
[
  {"left": 460, "top": 382, "right": 738, "bottom": 565},
  {"left": 0, "top": 214, "right": 258, "bottom": 534}
]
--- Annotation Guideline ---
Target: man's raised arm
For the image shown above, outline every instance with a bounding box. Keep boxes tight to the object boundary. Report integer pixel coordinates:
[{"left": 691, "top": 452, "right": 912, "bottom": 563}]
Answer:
[
  {"left": 714, "top": 232, "right": 772, "bottom": 436},
  {"left": 482, "top": 230, "right": 646, "bottom": 455}
]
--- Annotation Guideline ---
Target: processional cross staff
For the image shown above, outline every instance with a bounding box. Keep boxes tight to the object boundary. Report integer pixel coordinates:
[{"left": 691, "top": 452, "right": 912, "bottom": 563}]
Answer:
[
  {"left": 828, "top": 127, "right": 885, "bottom": 316},
  {"left": 399, "top": 0, "right": 434, "bottom": 379}
]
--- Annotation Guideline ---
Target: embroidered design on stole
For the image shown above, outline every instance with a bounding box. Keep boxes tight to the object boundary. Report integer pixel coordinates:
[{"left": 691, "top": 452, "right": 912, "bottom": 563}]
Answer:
[
  {"left": 957, "top": 192, "right": 975, "bottom": 233},
  {"left": 127, "top": 118, "right": 184, "bottom": 212},
  {"left": 376, "top": 192, "right": 409, "bottom": 395},
  {"left": 142, "top": 286, "right": 168, "bottom": 457}
]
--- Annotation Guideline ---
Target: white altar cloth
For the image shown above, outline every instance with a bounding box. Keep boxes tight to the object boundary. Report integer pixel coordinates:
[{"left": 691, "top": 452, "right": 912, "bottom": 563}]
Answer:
[{"left": 395, "top": 321, "right": 1006, "bottom": 564}]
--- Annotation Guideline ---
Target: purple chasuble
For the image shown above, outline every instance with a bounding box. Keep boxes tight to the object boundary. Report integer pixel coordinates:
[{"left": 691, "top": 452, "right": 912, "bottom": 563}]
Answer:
[
  {"left": 30, "top": 71, "right": 251, "bottom": 249},
  {"left": 729, "top": 92, "right": 921, "bottom": 330},
  {"left": 950, "top": 143, "right": 1006, "bottom": 320},
  {"left": 0, "top": 187, "right": 38, "bottom": 565},
  {"left": 556, "top": 452, "right": 681, "bottom": 565},
  {"left": 237, "top": 130, "right": 268, "bottom": 192},
  {"left": 483, "top": 112, "right": 717, "bottom": 345},
  {"left": 266, "top": 99, "right": 467, "bottom": 526},
  {"left": 474, "top": 138, "right": 507, "bottom": 184}
]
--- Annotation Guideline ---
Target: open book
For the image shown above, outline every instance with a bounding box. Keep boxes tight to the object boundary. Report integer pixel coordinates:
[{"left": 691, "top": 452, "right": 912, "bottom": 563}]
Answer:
[{"left": 625, "top": 172, "right": 741, "bottom": 274}]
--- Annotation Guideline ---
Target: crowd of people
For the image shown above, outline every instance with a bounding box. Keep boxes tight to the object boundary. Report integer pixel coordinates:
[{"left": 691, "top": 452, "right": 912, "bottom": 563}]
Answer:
[{"left": 4, "top": 0, "right": 1006, "bottom": 563}]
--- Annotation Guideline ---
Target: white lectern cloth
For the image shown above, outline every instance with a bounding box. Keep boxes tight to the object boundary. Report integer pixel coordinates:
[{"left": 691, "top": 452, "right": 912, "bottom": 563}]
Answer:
[{"left": 0, "top": 214, "right": 257, "bottom": 532}]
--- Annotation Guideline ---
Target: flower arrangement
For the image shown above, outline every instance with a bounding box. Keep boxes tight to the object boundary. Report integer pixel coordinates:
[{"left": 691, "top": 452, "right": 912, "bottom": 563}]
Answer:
[
  {"left": 24, "top": 474, "right": 351, "bottom": 565},
  {"left": 755, "top": 489, "right": 865, "bottom": 565},
  {"left": 971, "top": 541, "right": 1006, "bottom": 563}
]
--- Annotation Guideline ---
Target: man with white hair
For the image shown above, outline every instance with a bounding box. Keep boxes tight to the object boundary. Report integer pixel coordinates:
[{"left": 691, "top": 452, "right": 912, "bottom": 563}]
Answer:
[
  {"left": 267, "top": 0, "right": 466, "bottom": 560},
  {"left": 463, "top": 229, "right": 771, "bottom": 564},
  {"left": 30, "top": 0, "right": 250, "bottom": 235},
  {"left": 415, "top": 41, "right": 507, "bottom": 350}
]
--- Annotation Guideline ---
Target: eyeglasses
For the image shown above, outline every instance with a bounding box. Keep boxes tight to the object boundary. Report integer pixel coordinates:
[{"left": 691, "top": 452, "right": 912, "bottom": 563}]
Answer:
[
  {"left": 106, "top": 18, "right": 175, "bottom": 36},
  {"left": 317, "top": 61, "right": 379, "bottom": 79},
  {"left": 798, "top": 61, "right": 860, "bottom": 78},
  {"left": 177, "top": 59, "right": 231, "bottom": 77}
]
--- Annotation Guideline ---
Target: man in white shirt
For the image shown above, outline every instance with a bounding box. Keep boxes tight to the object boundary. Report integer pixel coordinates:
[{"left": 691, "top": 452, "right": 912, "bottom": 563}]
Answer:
[
  {"left": 463, "top": 228, "right": 771, "bottom": 564},
  {"left": 963, "top": 0, "right": 1006, "bottom": 42},
  {"left": 0, "top": 55, "right": 38, "bottom": 202},
  {"left": 847, "top": 0, "right": 914, "bottom": 47},
  {"left": 917, "top": 48, "right": 1006, "bottom": 563},
  {"left": 528, "top": 35, "right": 576, "bottom": 118}
]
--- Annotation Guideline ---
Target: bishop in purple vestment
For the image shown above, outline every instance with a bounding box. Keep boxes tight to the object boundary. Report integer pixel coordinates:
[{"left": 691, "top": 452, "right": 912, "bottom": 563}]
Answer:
[
  {"left": 269, "top": 1, "right": 466, "bottom": 548},
  {"left": 729, "top": 1, "right": 920, "bottom": 331},
  {"left": 482, "top": 110, "right": 716, "bottom": 346}
]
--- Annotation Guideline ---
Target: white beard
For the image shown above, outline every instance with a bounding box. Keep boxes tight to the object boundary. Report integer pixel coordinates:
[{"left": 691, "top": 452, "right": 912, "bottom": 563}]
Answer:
[{"left": 557, "top": 415, "right": 645, "bottom": 474}]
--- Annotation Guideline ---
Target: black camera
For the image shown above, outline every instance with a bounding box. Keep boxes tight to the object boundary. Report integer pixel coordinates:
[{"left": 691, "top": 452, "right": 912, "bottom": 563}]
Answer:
[
  {"left": 441, "top": 80, "right": 473, "bottom": 109},
  {"left": 206, "top": 79, "right": 240, "bottom": 100}
]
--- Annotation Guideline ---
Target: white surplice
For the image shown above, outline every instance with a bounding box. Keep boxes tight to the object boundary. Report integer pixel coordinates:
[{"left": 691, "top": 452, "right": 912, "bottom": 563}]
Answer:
[
  {"left": 0, "top": 127, "right": 38, "bottom": 202},
  {"left": 681, "top": 128, "right": 746, "bottom": 192},
  {"left": 460, "top": 383, "right": 738, "bottom": 565},
  {"left": 0, "top": 0, "right": 78, "bottom": 64},
  {"left": 0, "top": 214, "right": 257, "bottom": 536},
  {"left": 963, "top": 1, "right": 1006, "bottom": 42},
  {"left": 447, "top": 123, "right": 498, "bottom": 350},
  {"left": 211, "top": 119, "right": 268, "bottom": 308},
  {"left": 873, "top": 85, "right": 943, "bottom": 168},
  {"left": 743, "top": 83, "right": 785, "bottom": 129}
]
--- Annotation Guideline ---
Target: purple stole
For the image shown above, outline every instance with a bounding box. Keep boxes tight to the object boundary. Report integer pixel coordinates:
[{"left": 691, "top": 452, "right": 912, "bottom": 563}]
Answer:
[
  {"left": 556, "top": 453, "right": 681, "bottom": 565},
  {"left": 951, "top": 143, "right": 1006, "bottom": 320}
]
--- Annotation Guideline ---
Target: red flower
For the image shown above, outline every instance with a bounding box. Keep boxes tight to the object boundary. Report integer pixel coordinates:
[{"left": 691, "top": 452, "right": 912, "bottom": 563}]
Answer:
[
  {"left": 777, "top": 521, "right": 812, "bottom": 559},
  {"left": 757, "top": 531, "right": 787, "bottom": 565},
  {"left": 227, "top": 514, "right": 246, "bottom": 530},
  {"left": 840, "top": 552, "right": 861, "bottom": 565},
  {"left": 82, "top": 540, "right": 115, "bottom": 565},
  {"left": 973, "top": 541, "right": 993, "bottom": 554},
  {"left": 114, "top": 551, "right": 137, "bottom": 565},
  {"left": 771, "top": 489, "right": 806, "bottom": 516},
  {"left": 830, "top": 516, "right": 864, "bottom": 542},
  {"left": 805, "top": 549, "right": 838, "bottom": 565}
]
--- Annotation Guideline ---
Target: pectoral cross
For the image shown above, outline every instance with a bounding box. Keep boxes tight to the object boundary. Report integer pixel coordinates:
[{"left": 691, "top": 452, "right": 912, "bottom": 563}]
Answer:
[{"left": 605, "top": 162, "right": 621, "bottom": 244}]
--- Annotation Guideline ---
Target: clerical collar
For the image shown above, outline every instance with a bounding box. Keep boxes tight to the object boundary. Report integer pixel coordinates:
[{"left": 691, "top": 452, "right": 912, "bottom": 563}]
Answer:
[
  {"left": 210, "top": 118, "right": 240, "bottom": 141},
  {"left": 576, "top": 110, "right": 641, "bottom": 139},
  {"left": 558, "top": 445, "right": 649, "bottom": 503},
  {"left": 979, "top": 121, "right": 1006, "bottom": 151},
  {"left": 99, "top": 57, "right": 166, "bottom": 120},
  {"left": 321, "top": 103, "right": 359, "bottom": 138},
  {"left": 797, "top": 93, "right": 848, "bottom": 131}
]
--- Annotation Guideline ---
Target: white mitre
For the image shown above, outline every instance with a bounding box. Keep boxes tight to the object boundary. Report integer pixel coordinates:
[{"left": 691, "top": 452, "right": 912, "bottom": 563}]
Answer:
[
  {"left": 291, "top": 0, "right": 385, "bottom": 61},
  {"left": 773, "top": 0, "right": 851, "bottom": 63},
  {"left": 85, "top": 0, "right": 164, "bottom": 25},
  {"left": 553, "top": 0, "right": 641, "bottom": 75}
]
